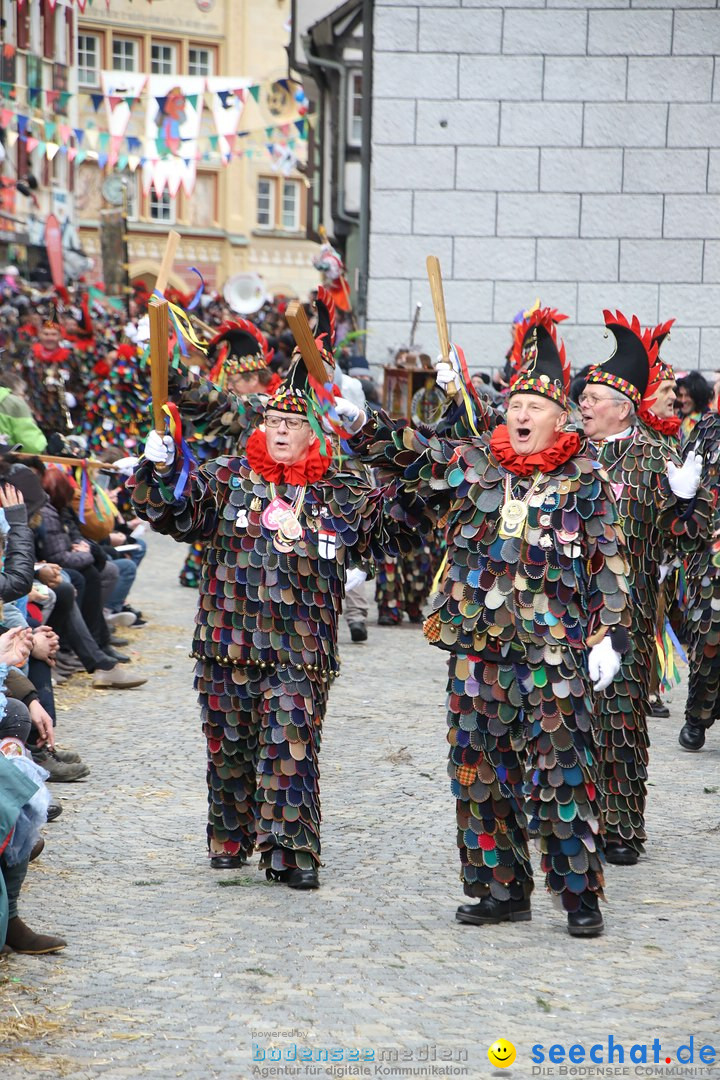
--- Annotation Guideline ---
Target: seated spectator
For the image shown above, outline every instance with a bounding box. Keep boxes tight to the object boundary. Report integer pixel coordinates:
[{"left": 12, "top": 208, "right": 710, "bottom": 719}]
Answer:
[{"left": 0, "top": 627, "right": 66, "bottom": 955}]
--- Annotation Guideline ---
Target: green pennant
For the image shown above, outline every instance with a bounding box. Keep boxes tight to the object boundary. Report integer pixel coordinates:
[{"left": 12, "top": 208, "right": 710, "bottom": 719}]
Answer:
[
  {"left": 249, "top": 85, "right": 260, "bottom": 103},
  {"left": 45, "top": 121, "right": 56, "bottom": 140},
  {"left": 186, "top": 94, "right": 198, "bottom": 109},
  {"left": 76, "top": 148, "right": 87, "bottom": 164},
  {"left": 208, "top": 135, "right": 218, "bottom": 150},
  {"left": 60, "top": 92, "right": 71, "bottom": 109},
  {"left": 0, "top": 82, "right": 10, "bottom": 99},
  {"left": 125, "top": 96, "right": 136, "bottom": 109},
  {"left": 265, "top": 127, "right": 274, "bottom": 139},
  {"left": 98, "top": 132, "right": 110, "bottom": 151},
  {"left": 118, "top": 153, "right": 128, "bottom": 170}
]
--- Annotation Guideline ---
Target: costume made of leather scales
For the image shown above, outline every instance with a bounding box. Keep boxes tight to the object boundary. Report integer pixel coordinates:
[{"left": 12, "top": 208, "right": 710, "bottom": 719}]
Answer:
[
  {"left": 352, "top": 412, "right": 632, "bottom": 910},
  {"left": 592, "top": 428, "right": 712, "bottom": 851},
  {"left": 129, "top": 452, "right": 419, "bottom": 871},
  {"left": 168, "top": 365, "right": 270, "bottom": 587},
  {"left": 680, "top": 412, "right": 720, "bottom": 733}
]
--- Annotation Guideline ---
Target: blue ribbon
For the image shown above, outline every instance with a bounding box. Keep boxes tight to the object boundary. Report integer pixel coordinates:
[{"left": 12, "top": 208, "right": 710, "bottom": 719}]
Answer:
[
  {"left": 173, "top": 437, "right": 197, "bottom": 500},
  {"left": 187, "top": 268, "right": 205, "bottom": 311}
]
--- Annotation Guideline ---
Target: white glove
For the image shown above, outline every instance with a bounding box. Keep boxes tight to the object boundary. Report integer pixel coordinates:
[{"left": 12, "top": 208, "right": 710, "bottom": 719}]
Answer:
[
  {"left": 658, "top": 562, "right": 671, "bottom": 584},
  {"left": 588, "top": 636, "right": 622, "bottom": 693},
  {"left": 435, "top": 351, "right": 461, "bottom": 394},
  {"left": 667, "top": 450, "right": 703, "bottom": 500},
  {"left": 143, "top": 431, "right": 175, "bottom": 467},
  {"left": 322, "top": 396, "right": 365, "bottom": 434}
]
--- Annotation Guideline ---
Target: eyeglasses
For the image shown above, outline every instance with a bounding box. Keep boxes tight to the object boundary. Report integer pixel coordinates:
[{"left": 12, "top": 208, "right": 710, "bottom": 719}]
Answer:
[
  {"left": 578, "top": 393, "right": 622, "bottom": 407},
  {"left": 265, "top": 415, "right": 308, "bottom": 430}
]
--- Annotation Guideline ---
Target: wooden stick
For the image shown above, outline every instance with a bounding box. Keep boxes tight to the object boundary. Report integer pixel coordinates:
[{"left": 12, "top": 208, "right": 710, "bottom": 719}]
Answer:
[
  {"left": 154, "top": 229, "right": 180, "bottom": 297},
  {"left": 149, "top": 298, "right": 170, "bottom": 433},
  {"left": 286, "top": 300, "right": 329, "bottom": 384},
  {"left": 426, "top": 255, "right": 457, "bottom": 396},
  {"left": 12, "top": 452, "right": 120, "bottom": 471}
]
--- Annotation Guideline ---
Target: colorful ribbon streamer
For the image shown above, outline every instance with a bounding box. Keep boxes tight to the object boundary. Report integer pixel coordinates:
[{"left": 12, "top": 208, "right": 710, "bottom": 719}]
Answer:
[{"left": 162, "top": 401, "right": 197, "bottom": 499}]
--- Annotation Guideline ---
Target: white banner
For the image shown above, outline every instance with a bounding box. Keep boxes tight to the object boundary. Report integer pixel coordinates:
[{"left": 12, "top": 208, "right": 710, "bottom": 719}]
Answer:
[
  {"left": 142, "top": 74, "right": 205, "bottom": 198},
  {"left": 207, "top": 77, "right": 252, "bottom": 160}
]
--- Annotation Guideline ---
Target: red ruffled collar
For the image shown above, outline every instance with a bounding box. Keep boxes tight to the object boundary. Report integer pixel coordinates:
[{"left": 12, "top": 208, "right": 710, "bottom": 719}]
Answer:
[
  {"left": 489, "top": 424, "right": 581, "bottom": 476},
  {"left": 640, "top": 409, "right": 681, "bottom": 437},
  {"left": 246, "top": 427, "right": 332, "bottom": 485}
]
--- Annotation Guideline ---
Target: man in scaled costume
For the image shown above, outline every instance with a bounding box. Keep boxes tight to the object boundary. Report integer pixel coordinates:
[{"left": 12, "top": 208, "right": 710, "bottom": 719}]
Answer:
[
  {"left": 351, "top": 308, "right": 632, "bottom": 937},
  {"left": 580, "top": 311, "right": 711, "bottom": 866},
  {"left": 676, "top": 387, "right": 720, "bottom": 753},
  {"left": 129, "top": 350, "right": 418, "bottom": 889}
]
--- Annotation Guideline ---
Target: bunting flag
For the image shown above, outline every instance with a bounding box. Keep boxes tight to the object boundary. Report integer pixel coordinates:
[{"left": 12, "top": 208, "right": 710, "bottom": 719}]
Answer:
[
  {"left": 207, "top": 76, "right": 252, "bottom": 161},
  {"left": 142, "top": 74, "right": 205, "bottom": 198},
  {"left": 101, "top": 70, "right": 147, "bottom": 168}
]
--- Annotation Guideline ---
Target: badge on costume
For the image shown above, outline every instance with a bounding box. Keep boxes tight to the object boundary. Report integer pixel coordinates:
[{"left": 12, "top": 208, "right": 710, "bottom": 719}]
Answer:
[
  {"left": 318, "top": 527, "right": 337, "bottom": 560},
  {"left": 236, "top": 509, "right": 248, "bottom": 528}
]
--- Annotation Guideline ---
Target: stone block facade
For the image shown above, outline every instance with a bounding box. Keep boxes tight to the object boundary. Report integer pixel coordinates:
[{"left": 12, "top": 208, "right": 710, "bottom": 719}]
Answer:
[{"left": 368, "top": 1, "right": 720, "bottom": 373}]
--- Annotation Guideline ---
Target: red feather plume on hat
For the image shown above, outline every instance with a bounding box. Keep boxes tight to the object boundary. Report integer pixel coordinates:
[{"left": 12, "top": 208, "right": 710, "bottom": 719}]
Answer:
[
  {"left": 315, "top": 285, "right": 336, "bottom": 350},
  {"left": 208, "top": 318, "right": 273, "bottom": 364},
  {"left": 509, "top": 306, "right": 571, "bottom": 394}
]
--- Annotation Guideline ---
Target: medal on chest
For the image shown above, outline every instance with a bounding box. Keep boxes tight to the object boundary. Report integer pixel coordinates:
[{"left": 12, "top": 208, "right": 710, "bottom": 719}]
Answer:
[
  {"left": 262, "top": 484, "right": 306, "bottom": 552},
  {"left": 499, "top": 472, "right": 544, "bottom": 540}
]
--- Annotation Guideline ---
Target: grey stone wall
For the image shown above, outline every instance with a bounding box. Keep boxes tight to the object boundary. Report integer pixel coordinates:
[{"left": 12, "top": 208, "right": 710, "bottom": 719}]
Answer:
[{"left": 368, "top": 1, "right": 720, "bottom": 376}]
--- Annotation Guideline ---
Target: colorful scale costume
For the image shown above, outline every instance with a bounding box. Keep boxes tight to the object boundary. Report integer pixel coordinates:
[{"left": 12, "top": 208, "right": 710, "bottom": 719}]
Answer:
[
  {"left": 78, "top": 345, "right": 152, "bottom": 455},
  {"left": 585, "top": 312, "right": 712, "bottom": 853},
  {"left": 129, "top": 433, "right": 416, "bottom": 870},
  {"left": 680, "top": 411, "right": 720, "bottom": 737},
  {"left": 353, "top": 310, "right": 631, "bottom": 912}
]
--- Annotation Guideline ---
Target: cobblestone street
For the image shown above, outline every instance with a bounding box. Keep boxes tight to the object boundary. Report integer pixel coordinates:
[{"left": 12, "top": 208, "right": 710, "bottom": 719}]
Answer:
[{"left": 2, "top": 533, "right": 719, "bottom": 1079}]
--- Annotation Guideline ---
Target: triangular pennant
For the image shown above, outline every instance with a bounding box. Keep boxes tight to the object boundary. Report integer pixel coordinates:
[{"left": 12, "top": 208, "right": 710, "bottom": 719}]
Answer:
[
  {"left": 98, "top": 152, "right": 109, "bottom": 168},
  {"left": 46, "top": 89, "right": 60, "bottom": 110},
  {"left": 86, "top": 128, "right": 99, "bottom": 150},
  {"left": 0, "top": 108, "right": 12, "bottom": 127},
  {"left": 265, "top": 127, "right": 274, "bottom": 139},
  {"left": 117, "top": 153, "right": 129, "bottom": 171},
  {"left": 60, "top": 92, "right": 71, "bottom": 110},
  {"left": 125, "top": 96, "right": 136, "bottom": 109},
  {"left": 17, "top": 115, "right": 29, "bottom": 136},
  {"left": 91, "top": 94, "right": 104, "bottom": 112},
  {"left": 217, "top": 90, "right": 232, "bottom": 109},
  {"left": 186, "top": 94, "right": 198, "bottom": 109},
  {"left": 294, "top": 119, "right": 305, "bottom": 136},
  {"left": 128, "top": 154, "right": 140, "bottom": 172},
  {"left": 208, "top": 135, "right": 219, "bottom": 150},
  {"left": 29, "top": 87, "right": 40, "bottom": 105},
  {"left": 98, "top": 132, "right": 110, "bottom": 151},
  {"left": 74, "top": 128, "right": 84, "bottom": 145},
  {"left": 155, "top": 95, "right": 168, "bottom": 113},
  {"left": 76, "top": 148, "right": 87, "bottom": 164},
  {"left": 46, "top": 142, "right": 60, "bottom": 161},
  {"left": 68, "top": 146, "right": 77, "bottom": 162},
  {"left": 126, "top": 136, "right": 141, "bottom": 152},
  {"left": 6, "top": 130, "right": 17, "bottom": 148},
  {"left": 25, "top": 136, "right": 38, "bottom": 153},
  {"left": 44, "top": 120, "right": 57, "bottom": 140},
  {"left": 249, "top": 85, "right": 260, "bottom": 103},
  {"left": 108, "top": 95, "right": 124, "bottom": 111}
]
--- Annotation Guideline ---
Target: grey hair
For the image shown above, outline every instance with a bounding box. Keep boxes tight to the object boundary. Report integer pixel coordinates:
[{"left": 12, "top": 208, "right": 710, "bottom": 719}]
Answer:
[{"left": 603, "top": 385, "right": 637, "bottom": 420}]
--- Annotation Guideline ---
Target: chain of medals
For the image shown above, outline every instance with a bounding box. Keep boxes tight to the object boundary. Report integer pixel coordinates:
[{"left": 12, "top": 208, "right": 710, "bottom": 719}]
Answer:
[
  {"left": 269, "top": 482, "right": 306, "bottom": 552},
  {"left": 499, "top": 470, "right": 546, "bottom": 539}
]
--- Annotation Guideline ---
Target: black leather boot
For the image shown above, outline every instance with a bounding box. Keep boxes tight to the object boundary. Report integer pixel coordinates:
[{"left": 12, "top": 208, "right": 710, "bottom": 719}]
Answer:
[
  {"left": 679, "top": 722, "right": 706, "bottom": 752},
  {"left": 567, "top": 893, "right": 604, "bottom": 938},
  {"left": 605, "top": 842, "right": 639, "bottom": 866},
  {"left": 266, "top": 867, "right": 320, "bottom": 889},
  {"left": 209, "top": 855, "right": 247, "bottom": 870},
  {"left": 455, "top": 894, "right": 531, "bottom": 925}
]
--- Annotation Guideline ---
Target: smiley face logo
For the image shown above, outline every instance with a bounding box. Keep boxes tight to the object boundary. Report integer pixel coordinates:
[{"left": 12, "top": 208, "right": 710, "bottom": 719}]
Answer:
[{"left": 488, "top": 1039, "right": 516, "bottom": 1068}]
